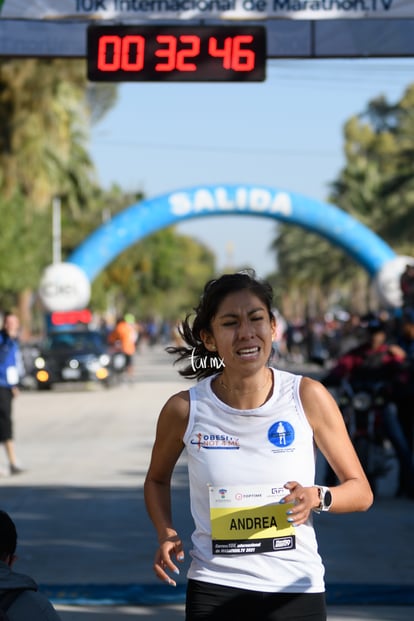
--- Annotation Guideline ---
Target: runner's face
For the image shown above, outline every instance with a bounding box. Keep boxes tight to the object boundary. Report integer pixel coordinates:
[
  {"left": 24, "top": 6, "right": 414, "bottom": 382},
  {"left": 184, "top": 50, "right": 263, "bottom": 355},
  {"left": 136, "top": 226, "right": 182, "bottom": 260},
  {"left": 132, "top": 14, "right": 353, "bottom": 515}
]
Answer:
[{"left": 203, "top": 290, "right": 275, "bottom": 371}]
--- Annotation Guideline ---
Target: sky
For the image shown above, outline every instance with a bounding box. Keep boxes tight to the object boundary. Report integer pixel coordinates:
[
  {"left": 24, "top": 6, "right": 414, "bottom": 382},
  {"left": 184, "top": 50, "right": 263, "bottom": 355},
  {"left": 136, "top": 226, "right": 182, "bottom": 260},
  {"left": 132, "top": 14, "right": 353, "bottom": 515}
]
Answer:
[{"left": 89, "top": 58, "right": 414, "bottom": 279}]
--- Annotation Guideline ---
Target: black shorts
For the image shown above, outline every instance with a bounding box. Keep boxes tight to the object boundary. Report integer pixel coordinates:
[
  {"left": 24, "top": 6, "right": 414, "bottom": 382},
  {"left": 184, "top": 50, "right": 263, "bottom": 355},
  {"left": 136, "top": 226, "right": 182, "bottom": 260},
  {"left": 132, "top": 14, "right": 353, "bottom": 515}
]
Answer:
[
  {"left": 0, "top": 387, "right": 13, "bottom": 442},
  {"left": 185, "top": 579, "right": 326, "bottom": 621}
]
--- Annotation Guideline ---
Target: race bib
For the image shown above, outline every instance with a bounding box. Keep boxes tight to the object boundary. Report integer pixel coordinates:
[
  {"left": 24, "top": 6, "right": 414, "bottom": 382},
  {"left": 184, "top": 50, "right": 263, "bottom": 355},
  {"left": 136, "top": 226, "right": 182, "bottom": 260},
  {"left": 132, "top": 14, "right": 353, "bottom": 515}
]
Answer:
[{"left": 209, "top": 484, "right": 296, "bottom": 555}]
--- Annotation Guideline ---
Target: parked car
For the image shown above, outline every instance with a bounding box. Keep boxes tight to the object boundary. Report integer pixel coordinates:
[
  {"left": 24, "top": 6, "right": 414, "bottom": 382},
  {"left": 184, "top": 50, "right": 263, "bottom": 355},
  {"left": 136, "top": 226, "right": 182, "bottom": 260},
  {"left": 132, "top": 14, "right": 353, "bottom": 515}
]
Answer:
[{"left": 32, "top": 329, "right": 127, "bottom": 390}]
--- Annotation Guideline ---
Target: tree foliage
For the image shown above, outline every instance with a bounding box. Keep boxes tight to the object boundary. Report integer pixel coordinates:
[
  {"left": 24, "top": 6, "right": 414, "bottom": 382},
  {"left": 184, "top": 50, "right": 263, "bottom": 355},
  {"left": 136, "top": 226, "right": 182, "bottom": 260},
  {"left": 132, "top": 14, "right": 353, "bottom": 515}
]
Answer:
[
  {"left": 0, "top": 190, "right": 49, "bottom": 309},
  {"left": 0, "top": 58, "right": 117, "bottom": 304},
  {"left": 0, "top": 58, "right": 216, "bottom": 326},
  {"left": 271, "top": 82, "right": 414, "bottom": 315},
  {"left": 0, "top": 59, "right": 116, "bottom": 211},
  {"left": 93, "top": 226, "right": 216, "bottom": 320}
]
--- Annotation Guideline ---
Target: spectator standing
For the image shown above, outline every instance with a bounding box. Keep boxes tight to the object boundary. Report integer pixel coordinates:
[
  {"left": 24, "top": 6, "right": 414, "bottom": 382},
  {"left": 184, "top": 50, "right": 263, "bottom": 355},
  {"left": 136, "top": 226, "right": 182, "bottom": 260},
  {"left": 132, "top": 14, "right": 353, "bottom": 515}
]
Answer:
[
  {"left": 0, "top": 313, "right": 25, "bottom": 475},
  {"left": 0, "top": 509, "right": 62, "bottom": 620},
  {"left": 395, "top": 309, "right": 414, "bottom": 497},
  {"left": 400, "top": 263, "right": 414, "bottom": 310},
  {"left": 108, "top": 315, "right": 137, "bottom": 381}
]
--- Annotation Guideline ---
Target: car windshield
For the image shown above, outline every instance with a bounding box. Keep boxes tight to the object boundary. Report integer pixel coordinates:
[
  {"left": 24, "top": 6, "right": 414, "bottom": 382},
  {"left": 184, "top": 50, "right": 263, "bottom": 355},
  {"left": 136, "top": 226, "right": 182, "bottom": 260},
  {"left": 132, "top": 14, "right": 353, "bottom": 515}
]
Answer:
[{"left": 45, "top": 331, "right": 105, "bottom": 352}]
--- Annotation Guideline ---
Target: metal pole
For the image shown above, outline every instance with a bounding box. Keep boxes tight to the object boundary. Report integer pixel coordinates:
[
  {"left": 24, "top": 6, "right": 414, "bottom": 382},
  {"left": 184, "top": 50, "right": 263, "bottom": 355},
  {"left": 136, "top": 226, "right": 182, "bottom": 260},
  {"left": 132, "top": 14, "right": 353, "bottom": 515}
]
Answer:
[{"left": 52, "top": 196, "right": 61, "bottom": 264}]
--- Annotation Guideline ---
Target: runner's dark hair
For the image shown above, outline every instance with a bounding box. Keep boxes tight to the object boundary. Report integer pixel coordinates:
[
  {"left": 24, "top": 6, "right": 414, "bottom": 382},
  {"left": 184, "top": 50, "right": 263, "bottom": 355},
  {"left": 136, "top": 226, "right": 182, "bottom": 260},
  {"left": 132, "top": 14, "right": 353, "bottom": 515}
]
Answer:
[{"left": 166, "top": 270, "right": 274, "bottom": 380}]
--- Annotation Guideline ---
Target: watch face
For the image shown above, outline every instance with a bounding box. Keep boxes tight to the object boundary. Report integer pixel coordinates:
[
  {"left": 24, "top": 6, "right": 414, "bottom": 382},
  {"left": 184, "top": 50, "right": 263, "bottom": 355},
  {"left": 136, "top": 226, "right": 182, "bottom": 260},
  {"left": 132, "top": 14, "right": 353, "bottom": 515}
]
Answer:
[{"left": 324, "top": 490, "right": 332, "bottom": 508}]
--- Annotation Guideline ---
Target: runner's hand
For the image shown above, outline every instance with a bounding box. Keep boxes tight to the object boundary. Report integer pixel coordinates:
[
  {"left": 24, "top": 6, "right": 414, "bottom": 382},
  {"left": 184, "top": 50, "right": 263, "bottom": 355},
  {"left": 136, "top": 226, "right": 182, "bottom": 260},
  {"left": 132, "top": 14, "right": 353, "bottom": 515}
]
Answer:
[
  {"left": 280, "top": 481, "right": 319, "bottom": 526},
  {"left": 153, "top": 534, "right": 185, "bottom": 587}
]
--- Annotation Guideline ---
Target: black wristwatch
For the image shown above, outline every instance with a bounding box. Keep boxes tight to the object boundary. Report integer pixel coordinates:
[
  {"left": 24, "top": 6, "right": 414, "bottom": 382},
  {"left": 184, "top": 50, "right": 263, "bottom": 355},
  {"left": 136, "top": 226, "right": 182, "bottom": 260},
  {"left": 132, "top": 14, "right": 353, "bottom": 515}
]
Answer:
[{"left": 313, "top": 485, "right": 333, "bottom": 513}]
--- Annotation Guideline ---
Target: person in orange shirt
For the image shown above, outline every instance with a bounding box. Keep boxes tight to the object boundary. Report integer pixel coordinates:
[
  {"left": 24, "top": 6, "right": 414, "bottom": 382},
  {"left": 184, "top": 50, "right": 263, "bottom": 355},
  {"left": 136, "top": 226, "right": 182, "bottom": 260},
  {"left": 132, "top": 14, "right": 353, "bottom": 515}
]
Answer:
[{"left": 108, "top": 316, "right": 137, "bottom": 380}]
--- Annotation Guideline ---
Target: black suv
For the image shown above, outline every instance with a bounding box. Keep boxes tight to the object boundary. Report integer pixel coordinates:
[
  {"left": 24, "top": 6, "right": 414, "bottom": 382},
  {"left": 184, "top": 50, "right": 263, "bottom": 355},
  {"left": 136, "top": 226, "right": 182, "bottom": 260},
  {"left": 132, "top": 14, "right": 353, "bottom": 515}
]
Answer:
[{"left": 32, "top": 329, "right": 126, "bottom": 390}]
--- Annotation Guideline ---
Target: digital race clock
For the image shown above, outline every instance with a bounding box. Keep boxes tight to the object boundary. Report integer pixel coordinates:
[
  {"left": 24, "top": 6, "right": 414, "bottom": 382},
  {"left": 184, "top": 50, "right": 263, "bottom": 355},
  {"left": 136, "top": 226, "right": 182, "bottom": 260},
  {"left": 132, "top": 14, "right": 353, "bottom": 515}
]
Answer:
[{"left": 87, "top": 25, "right": 266, "bottom": 82}]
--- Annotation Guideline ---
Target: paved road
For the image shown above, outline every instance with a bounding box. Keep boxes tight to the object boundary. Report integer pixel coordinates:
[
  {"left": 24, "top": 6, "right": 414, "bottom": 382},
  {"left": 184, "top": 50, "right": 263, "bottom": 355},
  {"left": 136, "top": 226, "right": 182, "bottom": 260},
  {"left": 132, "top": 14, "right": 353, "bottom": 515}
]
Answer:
[{"left": 1, "top": 346, "right": 413, "bottom": 620}]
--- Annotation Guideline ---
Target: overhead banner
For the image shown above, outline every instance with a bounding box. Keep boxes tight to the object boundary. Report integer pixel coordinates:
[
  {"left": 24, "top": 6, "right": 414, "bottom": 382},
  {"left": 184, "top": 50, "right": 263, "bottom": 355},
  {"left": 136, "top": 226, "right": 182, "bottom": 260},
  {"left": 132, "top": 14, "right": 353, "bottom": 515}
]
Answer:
[{"left": 0, "top": 0, "right": 412, "bottom": 22}]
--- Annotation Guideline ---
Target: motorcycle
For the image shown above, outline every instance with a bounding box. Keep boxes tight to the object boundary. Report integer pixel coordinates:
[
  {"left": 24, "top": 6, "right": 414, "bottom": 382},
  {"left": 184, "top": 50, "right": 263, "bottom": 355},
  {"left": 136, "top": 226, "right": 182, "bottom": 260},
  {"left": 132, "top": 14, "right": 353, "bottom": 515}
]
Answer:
[{"left": 325, "top": 378, "right": 395, "bottom": 492}]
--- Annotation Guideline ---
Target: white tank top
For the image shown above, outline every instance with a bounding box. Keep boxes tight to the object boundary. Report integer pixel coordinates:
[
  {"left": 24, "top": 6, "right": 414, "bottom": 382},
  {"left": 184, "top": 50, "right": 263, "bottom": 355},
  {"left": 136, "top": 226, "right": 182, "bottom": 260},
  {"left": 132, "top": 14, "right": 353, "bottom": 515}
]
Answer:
[{"left": 183, "top": 367, "right": 325, "bottom": 593}]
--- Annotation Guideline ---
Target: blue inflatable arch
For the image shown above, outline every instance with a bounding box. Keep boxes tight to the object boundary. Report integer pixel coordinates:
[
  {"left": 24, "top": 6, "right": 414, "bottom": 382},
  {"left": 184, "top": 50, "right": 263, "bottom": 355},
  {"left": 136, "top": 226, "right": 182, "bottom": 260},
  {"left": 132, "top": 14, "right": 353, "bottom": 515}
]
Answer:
[{"left": 68, "top": 184, "right": 396, "bottom": 282}]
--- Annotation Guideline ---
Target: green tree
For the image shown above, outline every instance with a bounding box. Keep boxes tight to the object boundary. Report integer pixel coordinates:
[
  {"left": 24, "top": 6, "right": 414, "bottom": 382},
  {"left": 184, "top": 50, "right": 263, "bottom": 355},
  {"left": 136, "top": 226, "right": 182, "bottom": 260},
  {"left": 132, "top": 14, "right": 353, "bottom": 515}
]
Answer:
[
  {"left": 93, "top": 225, "right": 216, "bottom": 321},
  {"left": 0, "top": 58, "right": 117, "bottom": 329},
  {"left": 0, "top": 191, "right": 49, "bottom": 306},
  {"left": 0, "top": 58, "right": 116, "bottom": 210},
  {"left": 271, "top": 83, "right": 414, "bottom": 316},
  {"left": 0, "top": 58, "right": 216, "bottom": 330}
]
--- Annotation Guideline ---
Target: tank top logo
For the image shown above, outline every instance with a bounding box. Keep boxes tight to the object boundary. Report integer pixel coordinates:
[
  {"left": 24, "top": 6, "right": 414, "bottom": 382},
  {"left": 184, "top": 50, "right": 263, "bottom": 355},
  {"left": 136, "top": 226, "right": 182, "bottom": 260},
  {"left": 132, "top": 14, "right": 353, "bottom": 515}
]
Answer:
[
  {"left": 268, "top": 421, "right": 295, "bottom": 448},
  {"left": 190, "top": 432, "right": 240, "bottom": 450}
]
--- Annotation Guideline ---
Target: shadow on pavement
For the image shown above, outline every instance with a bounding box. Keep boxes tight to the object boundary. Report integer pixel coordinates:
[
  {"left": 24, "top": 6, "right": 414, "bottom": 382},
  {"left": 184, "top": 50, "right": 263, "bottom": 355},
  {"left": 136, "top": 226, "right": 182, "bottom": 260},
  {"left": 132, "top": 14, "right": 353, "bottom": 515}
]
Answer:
[
  {"left": 327, "top": 608, "right": 414, "bottom": 621},
  {"left": 55, "top": 604, "right": 186, "bottom": 620},
  {"left": 54, "top": 604, "right": 414, "bottom": 621},
  {"left": 2, "top": 474, "right": 192, "bottom": 588}
]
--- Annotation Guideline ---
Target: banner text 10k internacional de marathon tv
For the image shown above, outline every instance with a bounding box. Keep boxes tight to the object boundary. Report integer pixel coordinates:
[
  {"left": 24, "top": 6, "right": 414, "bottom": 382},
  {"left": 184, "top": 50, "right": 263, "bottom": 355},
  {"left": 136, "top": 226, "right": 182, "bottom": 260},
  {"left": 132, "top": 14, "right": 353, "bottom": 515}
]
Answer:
[{"left": 0, "top": 0, "right": 411, "bottom": 22}]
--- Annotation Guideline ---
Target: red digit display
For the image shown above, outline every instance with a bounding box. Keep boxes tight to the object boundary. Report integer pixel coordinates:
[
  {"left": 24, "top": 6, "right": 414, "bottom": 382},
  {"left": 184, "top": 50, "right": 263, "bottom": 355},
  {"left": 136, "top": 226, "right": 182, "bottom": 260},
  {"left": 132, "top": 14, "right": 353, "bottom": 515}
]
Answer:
[
  {"left": 175, "top": 35, "right": 200, "bottom": 72},
  {"left": 232, "top": 36, "right": 256, "bottom": 71},
  {"left": 97, "top": 35, "right": 121, "bottom": 71},
  {"left": 155, "top": 35, "right": 177, "bottom": 72},
  {"left": 87, "top": 25, "right": 266, "bottom": 82},
  {"left": 97, "top": 34, "right": 145, "bottom": 72},
  {"left": 123, "top": 35, "right": 145, "bottom": 72},
  {"left": 208, "top": 36, "right": 233, "bottom": 70}
]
